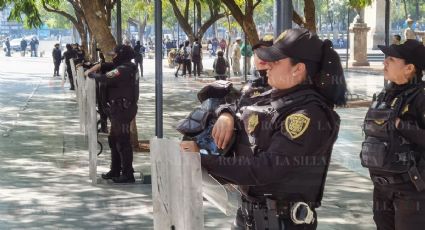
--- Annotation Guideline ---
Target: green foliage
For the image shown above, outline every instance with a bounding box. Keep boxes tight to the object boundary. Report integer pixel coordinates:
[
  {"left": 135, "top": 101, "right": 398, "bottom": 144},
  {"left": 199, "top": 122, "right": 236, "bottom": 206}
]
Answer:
[
  {"left": 2, "top": 0, "right": 43, "bottom": 28},
  {"left": 348, "top": 0, "right": 372, "bottom": 10}
]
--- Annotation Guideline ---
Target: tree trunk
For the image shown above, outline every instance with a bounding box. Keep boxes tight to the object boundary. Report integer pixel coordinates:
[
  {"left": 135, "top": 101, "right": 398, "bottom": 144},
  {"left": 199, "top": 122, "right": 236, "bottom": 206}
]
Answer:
[
  {"left": 303, "top": 0, "right": 317, "bottom": 33},
  {"left": 402, "top": 0, "right": 408, "bottom": 20},
  {"left": 221, "top": 0, "right": 260, "bottom": 45},
  {"left": 80, "top": 0, "right": 117, "bottom": 61},
  {"left": 415, "top": 0, "right": 420, "bottom": 21}
]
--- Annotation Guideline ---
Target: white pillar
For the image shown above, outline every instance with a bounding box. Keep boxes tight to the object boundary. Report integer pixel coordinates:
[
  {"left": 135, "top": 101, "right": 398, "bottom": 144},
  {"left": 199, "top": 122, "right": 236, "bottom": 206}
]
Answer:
[{"left": 365, "top": 0, "right": 386, "bottom": 49}]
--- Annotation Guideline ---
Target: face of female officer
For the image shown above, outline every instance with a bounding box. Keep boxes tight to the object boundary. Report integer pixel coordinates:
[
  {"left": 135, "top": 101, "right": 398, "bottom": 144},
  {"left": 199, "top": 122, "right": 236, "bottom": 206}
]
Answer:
[
  {"left": 383, "top": 56, "right": 416, "bottom": 85},
  {"left": 265, "top": 58, "right": 307, "bottom": 90}
]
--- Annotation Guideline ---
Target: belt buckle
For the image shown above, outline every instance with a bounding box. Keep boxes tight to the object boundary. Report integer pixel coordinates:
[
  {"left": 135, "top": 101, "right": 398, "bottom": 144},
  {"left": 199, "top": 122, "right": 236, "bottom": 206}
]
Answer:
[{"left": 374, "top": 176, "right": 389, "bottom": 185}]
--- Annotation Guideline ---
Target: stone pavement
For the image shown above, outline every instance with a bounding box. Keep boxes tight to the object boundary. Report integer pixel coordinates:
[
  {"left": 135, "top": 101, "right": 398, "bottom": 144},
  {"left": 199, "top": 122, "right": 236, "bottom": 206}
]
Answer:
[{"left": 0, "top": 55, "right": 378, "bottom": 229}]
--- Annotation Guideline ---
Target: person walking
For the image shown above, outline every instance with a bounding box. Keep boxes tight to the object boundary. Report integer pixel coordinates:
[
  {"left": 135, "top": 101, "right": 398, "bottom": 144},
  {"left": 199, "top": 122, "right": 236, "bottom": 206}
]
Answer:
[
  {"left": 52, "top": 43, "right": 62, "bottom": 77},
  {"left": 86, "top": 45, "right": 139, "bottom": 183},
  {"left": 182, "top": 40, "right": 192, "bottom": 77},
  {"left": 181, "top": 28, "right": 347, "bottom": 230},
  {"left": 219, "top": 38, "right": 227, "bottom": 53},
  {"left": 231, "top": 37, "right": 242, "bottom": 76},
  {"left": 360, "top": 39, "right": 425, "bottom": 230}
]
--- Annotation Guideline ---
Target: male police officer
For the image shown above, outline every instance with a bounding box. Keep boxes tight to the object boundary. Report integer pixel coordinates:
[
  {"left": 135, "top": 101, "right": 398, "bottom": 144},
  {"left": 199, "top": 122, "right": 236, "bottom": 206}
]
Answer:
[{"left": 86, "top": 45, "right": 139, "bottom": 183}]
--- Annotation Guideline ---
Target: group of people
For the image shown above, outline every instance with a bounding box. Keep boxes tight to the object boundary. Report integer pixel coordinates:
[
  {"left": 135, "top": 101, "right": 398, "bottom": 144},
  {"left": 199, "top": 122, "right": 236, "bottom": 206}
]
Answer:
[
  {"left": 3, "top": 36, "right": 39, "bottom": 57},
  {"left": 230, "top": 37, "right": 254, "bottom": 77},
  {"left": 174, "top": 38, "right": 203, "bottom": 78},
  {"left": 180, "top": 28, "right": 425, "bottom": 230}
]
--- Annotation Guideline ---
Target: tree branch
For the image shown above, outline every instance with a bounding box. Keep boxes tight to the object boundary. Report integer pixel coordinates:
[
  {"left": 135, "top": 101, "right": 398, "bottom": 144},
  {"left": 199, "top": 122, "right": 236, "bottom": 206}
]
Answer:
[
  {"left": 42, "top": 0, "right": 78, "bottom": 26},
  {"left": 292, "top": 10, "right": 305, "bottom": 27}
]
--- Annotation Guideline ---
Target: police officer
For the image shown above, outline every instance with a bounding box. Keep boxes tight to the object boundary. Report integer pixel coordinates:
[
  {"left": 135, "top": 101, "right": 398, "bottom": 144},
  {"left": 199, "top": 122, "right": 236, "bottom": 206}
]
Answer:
[
  {"left": 239, "top": 35, "right": 274, "bottom": 107},
  {"left": 181, "top": 28, "right": 347, "bottom": 229},
  {"left": 62, "top": 44, "right": 77, "bottom": 90},
  {"left": 86, "top": 44, "right": 139, "bottom": 183},
  {"left": 360, "top": 39, "right": 425, "bottom": 230}
]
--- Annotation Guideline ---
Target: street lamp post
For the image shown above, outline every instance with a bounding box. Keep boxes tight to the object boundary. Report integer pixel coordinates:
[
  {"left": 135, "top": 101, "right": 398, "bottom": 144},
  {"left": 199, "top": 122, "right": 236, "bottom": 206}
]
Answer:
[
  {"left": 274, "top": 0, "right": 293, "bottom": 37},
  {"left": 116, "top": 0, "right": 122, "bottom": 45},
  {"left": 155, "top": 0, "right": 163, "bottom": 138}
]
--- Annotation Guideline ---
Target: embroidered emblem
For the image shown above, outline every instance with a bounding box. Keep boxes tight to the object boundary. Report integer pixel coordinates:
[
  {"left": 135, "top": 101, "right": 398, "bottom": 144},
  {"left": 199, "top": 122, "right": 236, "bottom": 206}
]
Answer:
[
  {"left": 252, "top": 91, "right": 261, "bottom": 97},
  {"left": 283, "top": 114, "right": 310, "bottom": 139},
  {"left": 275, "top": 31, "right": 287, "bottom": 43},
  {"left": 247, "top": 113, "right": 259, "bottom": 134},
  {"left": 374, "top": 120, "right": 385, "bottom": 125},
  {"left": 402, "top": 104, "right": 409, "bottom": 115},
  {"left": 106, "top": 69, "right": 120, "bottom": 78}
]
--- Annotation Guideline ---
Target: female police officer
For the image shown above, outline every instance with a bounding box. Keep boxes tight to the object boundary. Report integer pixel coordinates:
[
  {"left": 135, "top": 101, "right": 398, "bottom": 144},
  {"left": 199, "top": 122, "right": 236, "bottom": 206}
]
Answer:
[
  {"left": 181, "top": 28, "right": 347, "bottom": 229},
  {"left": 360, "top": 39, "right": 425, "bottom": 229}
]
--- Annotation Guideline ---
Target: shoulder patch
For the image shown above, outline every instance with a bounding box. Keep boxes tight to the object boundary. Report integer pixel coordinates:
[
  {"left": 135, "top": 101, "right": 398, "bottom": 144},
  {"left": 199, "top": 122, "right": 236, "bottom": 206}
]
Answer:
[
  {"left": 247, "top": 113, "right": 259, "bottom": 134},
  {"left": 106, "top": 69, "right": 121, "bottom": 78},
  {"left": 282, "top": 113, "right": 310, "bottom": 139},
  {"left": 402, "top": 104, "right": 409, "bottom": 115}
]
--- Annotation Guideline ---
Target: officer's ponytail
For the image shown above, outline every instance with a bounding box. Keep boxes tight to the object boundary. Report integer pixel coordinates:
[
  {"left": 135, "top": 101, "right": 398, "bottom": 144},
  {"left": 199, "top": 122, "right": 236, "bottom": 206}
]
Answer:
[{"left": 313, "top": 39, "right": 347, "bottom": 106}]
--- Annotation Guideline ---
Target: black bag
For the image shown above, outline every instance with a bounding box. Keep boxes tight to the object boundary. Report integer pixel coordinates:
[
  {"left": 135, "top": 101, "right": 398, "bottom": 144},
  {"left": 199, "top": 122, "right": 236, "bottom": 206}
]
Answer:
[{"left": 174, "top": 53, "right": 183, "bottom": 64}]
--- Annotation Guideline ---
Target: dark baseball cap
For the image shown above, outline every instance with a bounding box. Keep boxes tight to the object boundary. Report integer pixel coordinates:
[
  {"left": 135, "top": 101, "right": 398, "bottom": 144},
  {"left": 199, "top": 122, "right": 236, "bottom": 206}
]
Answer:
[
  {"left": 255, "top": 28, "right": 323, "bottom": 63},
  {"left": 378, "top": 40, "right": 425, "bottom": 69},
  {"left": 252, "top": 34, "right": 274, "bottom": 50}
]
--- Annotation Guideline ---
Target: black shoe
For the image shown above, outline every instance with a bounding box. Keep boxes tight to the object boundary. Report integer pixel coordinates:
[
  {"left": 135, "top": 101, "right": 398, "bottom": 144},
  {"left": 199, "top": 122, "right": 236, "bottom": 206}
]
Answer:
[
  {"left": 101, "top": 171, "right": 120, "bottom": 179},
  {"left": 112, "top": 174, "right": 135, "bottom": 183},
  {"left": 70, "top": 87, "right": 75, "bottom": 91}
]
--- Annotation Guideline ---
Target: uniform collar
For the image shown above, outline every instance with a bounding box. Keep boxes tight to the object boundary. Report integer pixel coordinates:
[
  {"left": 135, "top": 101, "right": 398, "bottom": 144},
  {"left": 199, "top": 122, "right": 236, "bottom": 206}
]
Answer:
[{"left": 271, "top": 84, "right": 313, "bottom": 99}]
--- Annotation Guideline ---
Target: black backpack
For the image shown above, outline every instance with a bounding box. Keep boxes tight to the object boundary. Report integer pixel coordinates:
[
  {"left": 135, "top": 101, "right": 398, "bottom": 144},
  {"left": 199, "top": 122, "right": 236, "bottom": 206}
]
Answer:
[
  {"left": 215, "top": 57, "right": 227, "bottom": 75},
  {"left": 192, "top": 43, "right": 201, "bottom": 58}
]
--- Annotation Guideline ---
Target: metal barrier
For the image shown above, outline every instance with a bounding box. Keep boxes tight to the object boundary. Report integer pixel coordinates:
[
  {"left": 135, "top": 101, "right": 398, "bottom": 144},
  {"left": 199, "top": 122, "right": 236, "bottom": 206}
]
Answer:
[
  {"left": 70, "top": 61, "right": 98, "bottom": 184},
  {"left": 150, "top": 138, "right": 204, "bottom": 230},
  {"left": 150, "top": 138, "right": 240, "bottom": 229}
]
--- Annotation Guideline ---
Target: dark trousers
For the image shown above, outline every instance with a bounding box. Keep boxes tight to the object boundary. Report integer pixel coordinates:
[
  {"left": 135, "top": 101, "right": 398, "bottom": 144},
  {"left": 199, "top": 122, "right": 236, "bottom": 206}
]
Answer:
[
  {"left": 182, "top": 59, "right": 191, "bottom": 76},
  {"left": 373, "top": 185, "right": 425, "bottom": 230},
  {"left": 175, "top": 64, "right": 181, "bottom": 77},
  {"left": 233, "top": 207, "right": 317, "bottom": 230},
  {"left": 54, "top": 61, "right": 60, "bottom": 76},
  {"left": 66, "top": 67, "right": 75, "bottom": 89},
  {"left": 108, "top": 114, "right": 134, "bottom": 176},
  {"left": 192, "top": 60, "right": 201, "bottom": 76},
  {"left": 135, "top": 57, "right": 143, "bottom": 77}
]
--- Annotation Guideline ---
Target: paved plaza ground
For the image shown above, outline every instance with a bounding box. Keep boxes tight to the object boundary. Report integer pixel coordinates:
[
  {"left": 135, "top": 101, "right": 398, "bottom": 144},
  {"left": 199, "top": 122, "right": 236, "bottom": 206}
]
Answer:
[{"left": 0, "top": 49, "right": 385, "bottom": 229}]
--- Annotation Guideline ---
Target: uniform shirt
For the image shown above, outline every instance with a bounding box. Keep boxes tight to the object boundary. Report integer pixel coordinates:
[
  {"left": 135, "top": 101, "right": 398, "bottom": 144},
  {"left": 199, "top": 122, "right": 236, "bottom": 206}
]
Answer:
[
  {"left": 370, "top": 80, "right": 425, "bottom": 191},
  {"left": 201, "top": 85, "right": 338, "bottom": 203}
]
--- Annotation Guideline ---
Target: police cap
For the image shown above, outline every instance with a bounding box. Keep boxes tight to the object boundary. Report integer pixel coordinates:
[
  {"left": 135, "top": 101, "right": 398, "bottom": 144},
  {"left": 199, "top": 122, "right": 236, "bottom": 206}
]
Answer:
[{"left": 378, "top": 40, "right": 425, "bottom": 69}]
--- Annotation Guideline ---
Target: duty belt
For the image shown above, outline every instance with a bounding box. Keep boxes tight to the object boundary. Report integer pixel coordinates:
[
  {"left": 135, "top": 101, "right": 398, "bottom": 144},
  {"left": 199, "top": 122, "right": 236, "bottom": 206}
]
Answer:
[
  {"left": 241, "top": 198, "right": 315, "bottom": 228},
  {"left": 372, "top": 165, "right": 425, "bottom": 191}
]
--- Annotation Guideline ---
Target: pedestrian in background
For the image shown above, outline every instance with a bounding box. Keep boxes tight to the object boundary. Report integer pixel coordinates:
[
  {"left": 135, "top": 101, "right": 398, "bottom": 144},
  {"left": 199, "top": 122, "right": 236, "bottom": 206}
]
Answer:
[
  {"left": 5, "top": 37, "right": 11, "bottom": 57},
  {"left": 360, "top": 39, "right": 425, "bottom": 230},
  {"left": 241, "top": 41, "right": 253, "bottom": 75},
  {"left": 30, "top": 37, "right": 39, "bottom": 57},
  {"left": 392, "top": 34, "right": 401, "bottom": 45},
  {"left": 219, "top": 38, "right": 227, "bottom": 53},
  {"left": 192, "top": 38, "right": 202, "bottom": 77},
  {"left": 20, "top": 38, "right": 27, "bottom": 57},
  {"left": 52, "top": 43, "right": 62, "bottom": 77},
  {"left": 231, "top": 37, "right": 242, "bottom": 76},
  {"left": 213, "top": 50, "right": 229, "bottom": 80},
  {"left": 133, "top": 40, "right": 144, "bottom": 77},
  {"left": 182, "top": 40, "right": 192, "bottom": 77}
]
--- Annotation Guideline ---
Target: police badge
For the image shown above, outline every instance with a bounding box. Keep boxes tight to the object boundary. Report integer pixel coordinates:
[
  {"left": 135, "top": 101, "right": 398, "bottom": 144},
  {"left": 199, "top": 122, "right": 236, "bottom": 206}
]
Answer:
[
  {"left": 247, "top": 113, "right": 259, "bottom": 134},
  {"left": 283, "top": 113, "right": 310, "bottom": 139}
]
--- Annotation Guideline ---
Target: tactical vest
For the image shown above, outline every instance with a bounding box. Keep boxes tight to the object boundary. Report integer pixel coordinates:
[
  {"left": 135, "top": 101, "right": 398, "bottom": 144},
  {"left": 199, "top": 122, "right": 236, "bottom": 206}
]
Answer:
[
  {"left": 236, "top": 89, "right": 340, "bottom": 205},
  {"left": 361, "top": 83, "right": 425, "bottom": 191}
]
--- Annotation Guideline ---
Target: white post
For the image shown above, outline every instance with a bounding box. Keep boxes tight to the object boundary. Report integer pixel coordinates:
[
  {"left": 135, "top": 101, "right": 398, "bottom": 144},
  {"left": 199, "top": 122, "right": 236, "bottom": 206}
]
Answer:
[
  {"left": 150, "top": 138, "right": 204, "bottom": 230},
  {"left": 76, "top": 66, "right": 86, "bottom": 133},
  {"left": 86, "top": 78, "right": 98, "bottom": 184}
]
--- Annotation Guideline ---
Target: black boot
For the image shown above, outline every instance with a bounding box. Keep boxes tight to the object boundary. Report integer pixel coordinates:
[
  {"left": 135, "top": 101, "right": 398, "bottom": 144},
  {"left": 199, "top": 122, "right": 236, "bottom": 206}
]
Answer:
[
  {"left": 112, "top": 174, "right": 135, "bottom": 183},
  {"left": 101, "top": 170, "right": 120, "bottom": 179}
]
